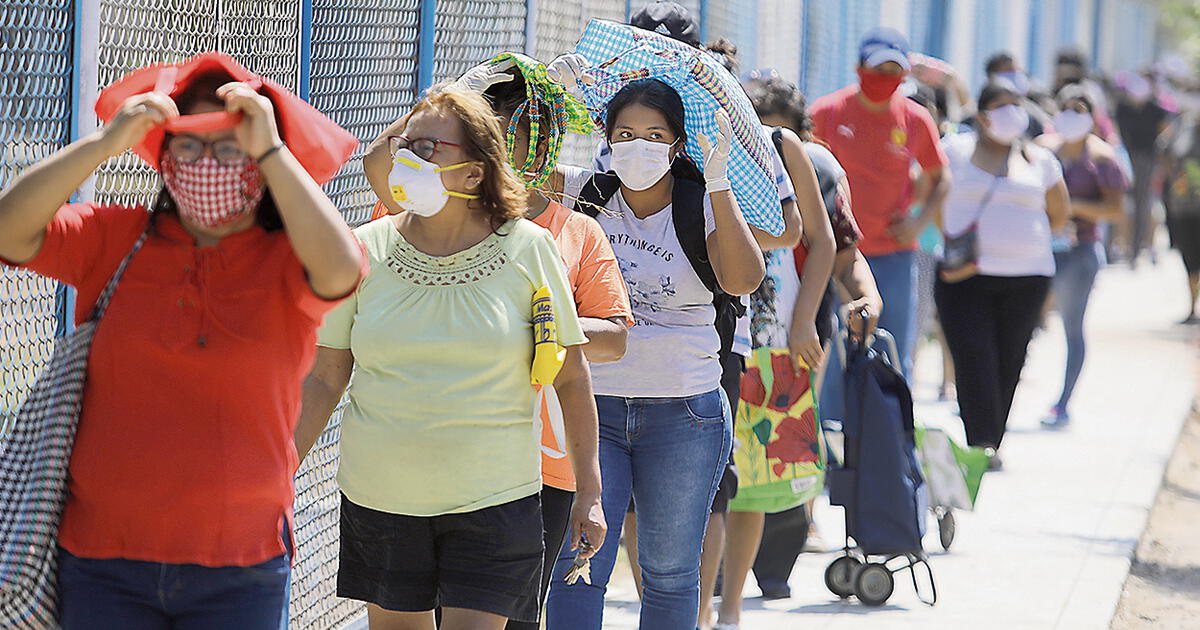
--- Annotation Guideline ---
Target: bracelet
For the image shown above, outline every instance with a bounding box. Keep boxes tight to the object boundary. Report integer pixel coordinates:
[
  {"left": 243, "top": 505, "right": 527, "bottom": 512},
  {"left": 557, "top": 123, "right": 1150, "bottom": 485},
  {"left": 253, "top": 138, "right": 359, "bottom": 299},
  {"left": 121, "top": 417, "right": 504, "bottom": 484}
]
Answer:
[{"left": 254, "top": 143, "right": 285, "bottom": 164}]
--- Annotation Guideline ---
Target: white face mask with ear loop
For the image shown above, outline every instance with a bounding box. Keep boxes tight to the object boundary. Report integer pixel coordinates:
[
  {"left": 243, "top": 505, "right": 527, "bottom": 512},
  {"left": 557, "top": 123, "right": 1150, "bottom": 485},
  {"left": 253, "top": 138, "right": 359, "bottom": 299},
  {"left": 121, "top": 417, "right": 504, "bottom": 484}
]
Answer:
[
  {"left": 610, "top": 138, "right": 676, "bottom": 191},
  {"left": 387, "top": 148, "right": 479, "bottom": 217},
  {"left": 984, "top": 104, "right": 1030, "bottom": 144},
  {"left": 1052, "top": 109, "right": 1095, "bottom": 143}
]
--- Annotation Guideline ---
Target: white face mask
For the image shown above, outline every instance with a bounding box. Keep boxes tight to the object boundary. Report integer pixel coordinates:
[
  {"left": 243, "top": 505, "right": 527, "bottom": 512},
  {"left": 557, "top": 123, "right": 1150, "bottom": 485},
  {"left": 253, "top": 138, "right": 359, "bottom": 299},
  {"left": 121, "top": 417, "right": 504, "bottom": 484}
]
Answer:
[
  {"left": 1052, "top": 109, "right": 1094, "bottom": 143},
  {"left": 610, "top": 138, "right": 675, "bottom": 191},
  {"left": 984, "top": 104, "right": 1029, "bottom": 144},
  {"left": 1125, "top": 74, "right": 1152, "bottom": 102},
  {"left": 387, "top": 149, "right": 478, "bottom": 217}
]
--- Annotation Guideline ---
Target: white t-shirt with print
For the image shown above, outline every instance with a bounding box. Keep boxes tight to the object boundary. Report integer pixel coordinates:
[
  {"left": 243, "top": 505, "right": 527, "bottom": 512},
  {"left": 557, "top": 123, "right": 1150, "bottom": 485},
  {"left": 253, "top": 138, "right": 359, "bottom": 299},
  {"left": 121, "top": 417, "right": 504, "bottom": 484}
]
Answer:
[
  {"left": 941, "top": 133, "right": 1063, "bottom": 277},
  {"left": 562, "top": 166, "right": 720, "bottom": 397}
]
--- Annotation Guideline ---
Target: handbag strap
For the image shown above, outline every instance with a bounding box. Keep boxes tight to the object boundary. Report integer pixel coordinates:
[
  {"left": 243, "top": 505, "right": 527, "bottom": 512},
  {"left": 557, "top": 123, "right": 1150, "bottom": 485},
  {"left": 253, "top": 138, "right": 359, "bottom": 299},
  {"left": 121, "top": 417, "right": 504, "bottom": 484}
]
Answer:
[
  {"left": 87, "top": 229, "right": 149, "bottom": 322},
  {"left": 967, "top": 175, "right": 1002, "bottom": 228},
  {"left": 946, "top": 175, "right": 1002, "bottom": 239}
]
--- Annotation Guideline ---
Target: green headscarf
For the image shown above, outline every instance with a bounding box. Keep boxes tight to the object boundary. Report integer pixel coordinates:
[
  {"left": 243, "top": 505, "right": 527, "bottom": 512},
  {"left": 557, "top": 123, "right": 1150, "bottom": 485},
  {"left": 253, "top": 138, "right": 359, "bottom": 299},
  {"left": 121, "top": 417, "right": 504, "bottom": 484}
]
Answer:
[{"left": 490, "top": 52, "right": 594, "bottom": 188}]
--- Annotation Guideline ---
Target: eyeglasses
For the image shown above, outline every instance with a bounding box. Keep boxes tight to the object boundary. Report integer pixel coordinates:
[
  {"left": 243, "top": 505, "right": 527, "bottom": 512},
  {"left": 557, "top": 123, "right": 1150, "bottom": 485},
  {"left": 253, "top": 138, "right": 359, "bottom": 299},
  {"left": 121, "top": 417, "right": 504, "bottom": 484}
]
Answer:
[
  {"left": 166, "top": 135, "right": 247, "bottom": 165},
  {"left": 388, "top": 136, "right": 468, "bottom": 162}
]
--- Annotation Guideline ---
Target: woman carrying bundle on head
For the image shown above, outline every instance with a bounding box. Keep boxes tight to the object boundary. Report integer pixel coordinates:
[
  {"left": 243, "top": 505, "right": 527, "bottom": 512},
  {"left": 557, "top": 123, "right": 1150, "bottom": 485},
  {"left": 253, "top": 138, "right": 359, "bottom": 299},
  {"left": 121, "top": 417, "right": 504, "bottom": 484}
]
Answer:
[{"left": 540, "top": 54, "right": 764, "bottom": 630}]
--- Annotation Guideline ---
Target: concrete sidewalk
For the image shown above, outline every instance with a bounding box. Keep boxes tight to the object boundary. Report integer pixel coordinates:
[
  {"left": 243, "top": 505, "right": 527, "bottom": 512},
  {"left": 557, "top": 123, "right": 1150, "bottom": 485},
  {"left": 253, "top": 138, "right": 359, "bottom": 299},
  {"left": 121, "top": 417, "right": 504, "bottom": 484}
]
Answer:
[{"left": 602, "top": 257, "right": 1198, "bottom": 630}]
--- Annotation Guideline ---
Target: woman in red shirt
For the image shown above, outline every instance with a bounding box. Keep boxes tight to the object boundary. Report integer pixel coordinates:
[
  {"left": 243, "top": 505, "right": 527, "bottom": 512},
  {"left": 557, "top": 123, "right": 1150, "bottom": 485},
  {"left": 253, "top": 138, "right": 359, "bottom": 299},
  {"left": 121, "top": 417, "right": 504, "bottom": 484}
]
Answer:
[{"left": 0, "top": 56, "right": 364, "bottom": 630}]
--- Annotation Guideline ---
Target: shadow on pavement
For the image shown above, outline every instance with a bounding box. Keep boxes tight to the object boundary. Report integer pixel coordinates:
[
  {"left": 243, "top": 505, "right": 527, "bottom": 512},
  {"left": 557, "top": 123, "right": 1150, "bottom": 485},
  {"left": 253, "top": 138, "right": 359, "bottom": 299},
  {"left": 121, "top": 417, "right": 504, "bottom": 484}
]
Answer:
[
  {"left": 1128, "top": 560, "right": 1200, "bottom": 597},
  {"left": 784, "top": 600, "right": 909, "bottom": 614}
]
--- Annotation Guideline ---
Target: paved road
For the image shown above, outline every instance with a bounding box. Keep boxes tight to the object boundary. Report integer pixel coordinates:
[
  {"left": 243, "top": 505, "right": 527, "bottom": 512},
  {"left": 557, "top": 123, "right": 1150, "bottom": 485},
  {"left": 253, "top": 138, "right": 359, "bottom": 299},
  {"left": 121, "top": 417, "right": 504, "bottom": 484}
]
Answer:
[{"left": 602, "top": 257, "right": 1199, "bottom": 630}]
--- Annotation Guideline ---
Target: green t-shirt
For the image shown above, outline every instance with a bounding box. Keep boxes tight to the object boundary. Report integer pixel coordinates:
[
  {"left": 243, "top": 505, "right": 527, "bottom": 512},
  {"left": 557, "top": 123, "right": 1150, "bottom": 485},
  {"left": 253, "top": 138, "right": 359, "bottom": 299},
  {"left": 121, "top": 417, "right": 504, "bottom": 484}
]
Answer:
[{"left": 319, "top": 217, "right": 586, "bottom": 516}]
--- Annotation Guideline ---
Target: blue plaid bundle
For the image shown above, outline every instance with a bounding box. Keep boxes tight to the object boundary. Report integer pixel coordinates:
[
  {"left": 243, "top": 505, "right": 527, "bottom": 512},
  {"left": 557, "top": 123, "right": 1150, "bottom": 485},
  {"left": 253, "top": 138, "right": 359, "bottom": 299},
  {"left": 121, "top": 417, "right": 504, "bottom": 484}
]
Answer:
[
  {"left": 0, "top": 233, "right": 145, "bottom": 629},
  {"left": 574, "top": 19, "right": 785, "bottom": 236}
]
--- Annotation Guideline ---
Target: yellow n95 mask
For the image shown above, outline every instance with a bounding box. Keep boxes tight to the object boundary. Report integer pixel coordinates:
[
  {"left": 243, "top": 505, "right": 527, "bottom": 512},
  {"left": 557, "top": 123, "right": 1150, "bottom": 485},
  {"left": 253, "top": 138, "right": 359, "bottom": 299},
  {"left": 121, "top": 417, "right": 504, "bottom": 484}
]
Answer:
[{"left": 388, "top": 148, "right": 479, "bottom": 217}]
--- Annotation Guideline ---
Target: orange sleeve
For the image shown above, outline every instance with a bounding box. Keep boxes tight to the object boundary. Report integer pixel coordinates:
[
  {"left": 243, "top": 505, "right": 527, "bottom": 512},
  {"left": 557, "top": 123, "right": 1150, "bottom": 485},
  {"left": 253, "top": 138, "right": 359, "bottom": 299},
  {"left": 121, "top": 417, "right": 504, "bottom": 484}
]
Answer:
[{"left": 570, "top": 215, "right": 633, "bottom": 327}]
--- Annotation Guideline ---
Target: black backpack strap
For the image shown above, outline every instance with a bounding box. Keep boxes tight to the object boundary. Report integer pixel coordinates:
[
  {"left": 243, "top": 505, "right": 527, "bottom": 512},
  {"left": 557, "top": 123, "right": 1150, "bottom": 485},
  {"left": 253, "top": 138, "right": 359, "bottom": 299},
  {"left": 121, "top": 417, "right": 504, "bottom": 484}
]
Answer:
[
  {"left": 669, "top": 178, "right": 747, "bottom": 359},
  {"left": 772, "top": 126, "right": 787, "bottom": 171},
  {"left": 670, "top": 178, "right": 719, "bottom": 295},
  {"left": 573, "top": 172, "right": 621, "bottom": 218}
]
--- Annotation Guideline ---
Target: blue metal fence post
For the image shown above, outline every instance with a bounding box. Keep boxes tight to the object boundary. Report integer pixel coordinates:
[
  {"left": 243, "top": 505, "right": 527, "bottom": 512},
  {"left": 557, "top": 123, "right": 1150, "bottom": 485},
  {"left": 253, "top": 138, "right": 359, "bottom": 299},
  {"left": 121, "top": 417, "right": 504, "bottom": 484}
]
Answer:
[
  {"left": 417, "top": 0, "right": 437, "bottom": 93},
  {"left": 698, "top": 0, "right": 709, "bottom": 44},
  {"left": 928, "top": 0, "right": 947, "bottom": 59},
  {"left": 58, "top": 0, "right": 90, "bottom": 337},
  {"left": 524, "top": 0, "right": 538, "bottom": 56},
  {"left": 1090, "top": 0, "right": 1104, "bottom": 69},
  {"left": 1028, "top": 0, "right": 1042, "bottom": 83},
  {"left": 800, "top": 0, "right": 810, "bottom": 94},
  {"left": 298, "top": 0, "right": 313, "bottom": 102},
  {"left": 625, "top": 0, "right": 633, "bottom": 21}
]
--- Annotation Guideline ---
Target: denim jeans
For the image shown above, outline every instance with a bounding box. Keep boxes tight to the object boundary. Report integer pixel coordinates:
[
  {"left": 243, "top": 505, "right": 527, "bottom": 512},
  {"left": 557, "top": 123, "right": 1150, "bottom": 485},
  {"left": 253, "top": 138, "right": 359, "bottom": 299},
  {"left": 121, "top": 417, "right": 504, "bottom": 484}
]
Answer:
[
  {"left": 545, "top": 389, "right": 732, "bottom": 630},
  {"left": 865, "top": 250, "right": 918, "bottom": 379},
  {"left": 1052, "top": 241, "right": 1104, "bottom": 410},
  {"left": 58, "top": 546, "right": 291, "bottom": 630}
]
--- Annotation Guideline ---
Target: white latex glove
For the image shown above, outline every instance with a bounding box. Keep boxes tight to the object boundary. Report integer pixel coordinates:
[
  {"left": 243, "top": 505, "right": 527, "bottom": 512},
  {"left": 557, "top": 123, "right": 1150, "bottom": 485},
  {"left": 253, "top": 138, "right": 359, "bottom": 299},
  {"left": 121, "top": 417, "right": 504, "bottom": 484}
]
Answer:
[
  {"left": 546, "top": 53, "right": 594, "bottom": 102},
  {"left": 697, "top": 109, "right": 733, "bottom": 193},
  {"left": 456, "top": 58, "right": 516, "bottom": 92}
]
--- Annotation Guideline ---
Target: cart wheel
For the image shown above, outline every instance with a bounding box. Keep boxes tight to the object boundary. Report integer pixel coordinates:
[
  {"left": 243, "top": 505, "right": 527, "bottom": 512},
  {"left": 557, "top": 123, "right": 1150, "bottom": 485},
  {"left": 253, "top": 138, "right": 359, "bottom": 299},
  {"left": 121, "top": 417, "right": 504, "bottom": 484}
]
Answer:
[
  {"left": 824, "top": 556, "right": 862, "bottom": 599},
  {"left": 938, "top": 509, "right": 956, "bottom": 551},
  {"left": 855, "top": 563, "right": 894, "bottom": 606}
]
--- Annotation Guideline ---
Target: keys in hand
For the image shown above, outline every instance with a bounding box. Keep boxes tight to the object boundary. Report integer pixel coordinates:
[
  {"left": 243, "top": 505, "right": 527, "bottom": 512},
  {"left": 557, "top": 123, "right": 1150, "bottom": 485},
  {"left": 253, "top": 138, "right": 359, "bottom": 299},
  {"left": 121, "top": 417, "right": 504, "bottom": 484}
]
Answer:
[
  {"left": 564, "top": 551, "right": 592, "bottom": 585},
  {"left": 563, "top": 534, "right": 594, "bottom": 585}
]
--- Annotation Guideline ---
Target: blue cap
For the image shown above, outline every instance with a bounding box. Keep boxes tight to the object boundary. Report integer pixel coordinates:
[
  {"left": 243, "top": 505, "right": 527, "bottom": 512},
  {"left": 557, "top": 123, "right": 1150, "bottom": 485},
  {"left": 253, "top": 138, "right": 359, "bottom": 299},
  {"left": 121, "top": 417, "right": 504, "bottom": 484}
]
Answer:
[{"left": 859, "top": 27, "right": 911, "bottom": 71}]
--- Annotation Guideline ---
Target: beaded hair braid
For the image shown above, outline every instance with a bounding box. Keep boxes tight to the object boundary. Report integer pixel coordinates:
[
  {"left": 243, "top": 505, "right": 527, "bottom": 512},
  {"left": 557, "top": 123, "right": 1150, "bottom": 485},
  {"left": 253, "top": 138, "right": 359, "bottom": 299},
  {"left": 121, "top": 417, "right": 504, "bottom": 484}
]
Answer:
[{"left": 491, "top": 52, "right": 593, "bottom": 189}]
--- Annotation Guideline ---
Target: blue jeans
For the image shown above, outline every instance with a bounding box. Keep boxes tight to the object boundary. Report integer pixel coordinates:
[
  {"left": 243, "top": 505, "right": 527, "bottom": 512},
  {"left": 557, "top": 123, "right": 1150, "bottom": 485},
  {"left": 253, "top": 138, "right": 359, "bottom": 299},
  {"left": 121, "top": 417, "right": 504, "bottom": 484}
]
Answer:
[
  {"left": 865, "top": 250, "right": 918, "bottom": 379},
  {"left": 58, "top": 547, "right": 291, "bottom": 630},
  {"left": 1052, "top": 241, "right": 1103, "bottom": 411},
  {"left": 545, "top": 390, "right": 732, "bottom": 630}
]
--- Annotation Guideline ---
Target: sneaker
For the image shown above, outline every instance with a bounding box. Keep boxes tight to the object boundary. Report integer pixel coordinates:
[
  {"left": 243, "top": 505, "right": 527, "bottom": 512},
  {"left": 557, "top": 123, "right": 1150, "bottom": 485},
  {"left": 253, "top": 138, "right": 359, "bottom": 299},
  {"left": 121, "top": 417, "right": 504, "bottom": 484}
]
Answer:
[
  {"left": 803, "top": 522, "right": 825, "bottom": 553},
  {"left": 984, "top": 447, "right": 1003, "bottom": 471},
  {"left": 1040, "top": 406, "right": 1071, "bottom": 430}
]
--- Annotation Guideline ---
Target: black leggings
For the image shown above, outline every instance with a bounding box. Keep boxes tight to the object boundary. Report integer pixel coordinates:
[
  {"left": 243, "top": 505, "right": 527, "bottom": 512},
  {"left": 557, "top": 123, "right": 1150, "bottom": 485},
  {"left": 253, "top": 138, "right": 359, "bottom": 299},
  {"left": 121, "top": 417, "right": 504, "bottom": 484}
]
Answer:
[
  {"left": 935, "top": 274, "right": 1051, "bottom": 448},
  {"left": 505, "top": 485, "right": 574, "bottom": 630}
]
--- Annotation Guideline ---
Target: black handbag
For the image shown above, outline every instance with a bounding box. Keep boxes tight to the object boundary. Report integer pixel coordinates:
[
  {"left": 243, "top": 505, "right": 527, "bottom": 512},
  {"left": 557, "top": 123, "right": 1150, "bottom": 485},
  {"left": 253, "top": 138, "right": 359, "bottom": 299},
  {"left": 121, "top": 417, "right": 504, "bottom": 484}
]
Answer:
[{"left": 940, "top": 176, "right": 1001, "bottom": 283}]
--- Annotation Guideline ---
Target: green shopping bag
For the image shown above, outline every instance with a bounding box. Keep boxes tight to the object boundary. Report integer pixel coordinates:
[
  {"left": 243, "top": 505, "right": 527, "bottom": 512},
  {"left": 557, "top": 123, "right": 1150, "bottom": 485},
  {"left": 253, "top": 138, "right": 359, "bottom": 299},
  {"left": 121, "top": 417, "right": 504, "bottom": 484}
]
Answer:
[
  {"left": 728, "top": 348, "right": 825, "bottom": 513},
  {"left": 915, "top": 425, "right": 989, "bottom": 509}
]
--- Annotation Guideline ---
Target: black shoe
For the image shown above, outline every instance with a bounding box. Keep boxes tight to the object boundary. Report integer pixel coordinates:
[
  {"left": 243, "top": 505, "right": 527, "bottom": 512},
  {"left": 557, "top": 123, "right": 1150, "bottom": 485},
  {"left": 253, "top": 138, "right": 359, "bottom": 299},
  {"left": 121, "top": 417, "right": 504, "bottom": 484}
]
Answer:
[{"left": 760, "top": 585, "right": 791, "bottom": 600}]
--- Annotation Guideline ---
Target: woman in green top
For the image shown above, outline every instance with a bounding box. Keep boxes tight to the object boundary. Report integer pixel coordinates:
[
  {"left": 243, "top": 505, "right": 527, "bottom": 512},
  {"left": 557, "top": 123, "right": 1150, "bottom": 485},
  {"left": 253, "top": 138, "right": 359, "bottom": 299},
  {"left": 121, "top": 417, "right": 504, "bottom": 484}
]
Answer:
[{"left": 295, "top": 84, "right": 601, "bottom": 630}]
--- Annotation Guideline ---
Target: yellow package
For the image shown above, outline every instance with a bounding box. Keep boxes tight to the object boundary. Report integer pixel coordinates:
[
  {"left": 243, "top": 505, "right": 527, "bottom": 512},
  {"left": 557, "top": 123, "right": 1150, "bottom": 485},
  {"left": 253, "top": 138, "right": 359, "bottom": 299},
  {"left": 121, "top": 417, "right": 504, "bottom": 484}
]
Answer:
[{"left": 531, "top": 286, "right": 566, "bottom": 385}]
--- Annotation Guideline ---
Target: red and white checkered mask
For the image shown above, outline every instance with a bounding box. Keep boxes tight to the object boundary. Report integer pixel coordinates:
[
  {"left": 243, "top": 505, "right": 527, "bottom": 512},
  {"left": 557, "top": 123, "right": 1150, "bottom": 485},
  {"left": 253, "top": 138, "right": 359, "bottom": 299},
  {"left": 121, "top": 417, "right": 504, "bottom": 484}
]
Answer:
[{"left": 161, "top": 155, "right": 266, "bottom": 228}]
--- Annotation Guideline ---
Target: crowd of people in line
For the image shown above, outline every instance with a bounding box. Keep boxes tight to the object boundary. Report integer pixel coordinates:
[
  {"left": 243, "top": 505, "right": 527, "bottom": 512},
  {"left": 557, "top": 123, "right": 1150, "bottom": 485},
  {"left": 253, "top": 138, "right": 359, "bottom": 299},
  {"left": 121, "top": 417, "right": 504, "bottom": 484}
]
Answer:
[{"left": 1, "top": 2, "right": 1197, "bottom": 630}]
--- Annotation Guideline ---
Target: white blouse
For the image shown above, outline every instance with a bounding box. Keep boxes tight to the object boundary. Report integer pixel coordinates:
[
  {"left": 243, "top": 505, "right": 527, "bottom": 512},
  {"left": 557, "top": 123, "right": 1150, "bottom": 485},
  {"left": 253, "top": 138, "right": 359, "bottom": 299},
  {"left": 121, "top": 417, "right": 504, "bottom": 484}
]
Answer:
[{"left": 941, "top": 133, "right": 1064, "bottom": 277}]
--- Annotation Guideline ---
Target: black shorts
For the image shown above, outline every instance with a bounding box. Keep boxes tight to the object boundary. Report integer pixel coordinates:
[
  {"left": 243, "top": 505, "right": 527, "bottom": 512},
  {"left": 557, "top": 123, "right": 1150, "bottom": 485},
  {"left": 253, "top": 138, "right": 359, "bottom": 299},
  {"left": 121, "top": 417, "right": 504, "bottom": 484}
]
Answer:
[{"left": 337, "top": 493, "right": 544, "bottom": 618}]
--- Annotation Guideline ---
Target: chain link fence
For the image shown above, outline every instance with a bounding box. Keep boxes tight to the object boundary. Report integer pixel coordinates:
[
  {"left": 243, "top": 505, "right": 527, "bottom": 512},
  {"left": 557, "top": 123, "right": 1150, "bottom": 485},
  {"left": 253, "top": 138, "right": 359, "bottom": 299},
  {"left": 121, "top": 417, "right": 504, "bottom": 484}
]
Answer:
[
  {"left": 291, "top": 2, "right": 422, "bottom": 627},
  {"left": 0, "top": 0, "right": 75, "bottom": 446}
]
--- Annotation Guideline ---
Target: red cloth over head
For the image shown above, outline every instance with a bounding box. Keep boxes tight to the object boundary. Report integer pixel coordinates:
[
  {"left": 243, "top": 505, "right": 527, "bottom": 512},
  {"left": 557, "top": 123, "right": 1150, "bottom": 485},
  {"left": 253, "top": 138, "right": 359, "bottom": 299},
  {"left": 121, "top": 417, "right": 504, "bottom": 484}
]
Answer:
[{"left": 95, "top": 51, "right": 357, "bottom": 185}]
